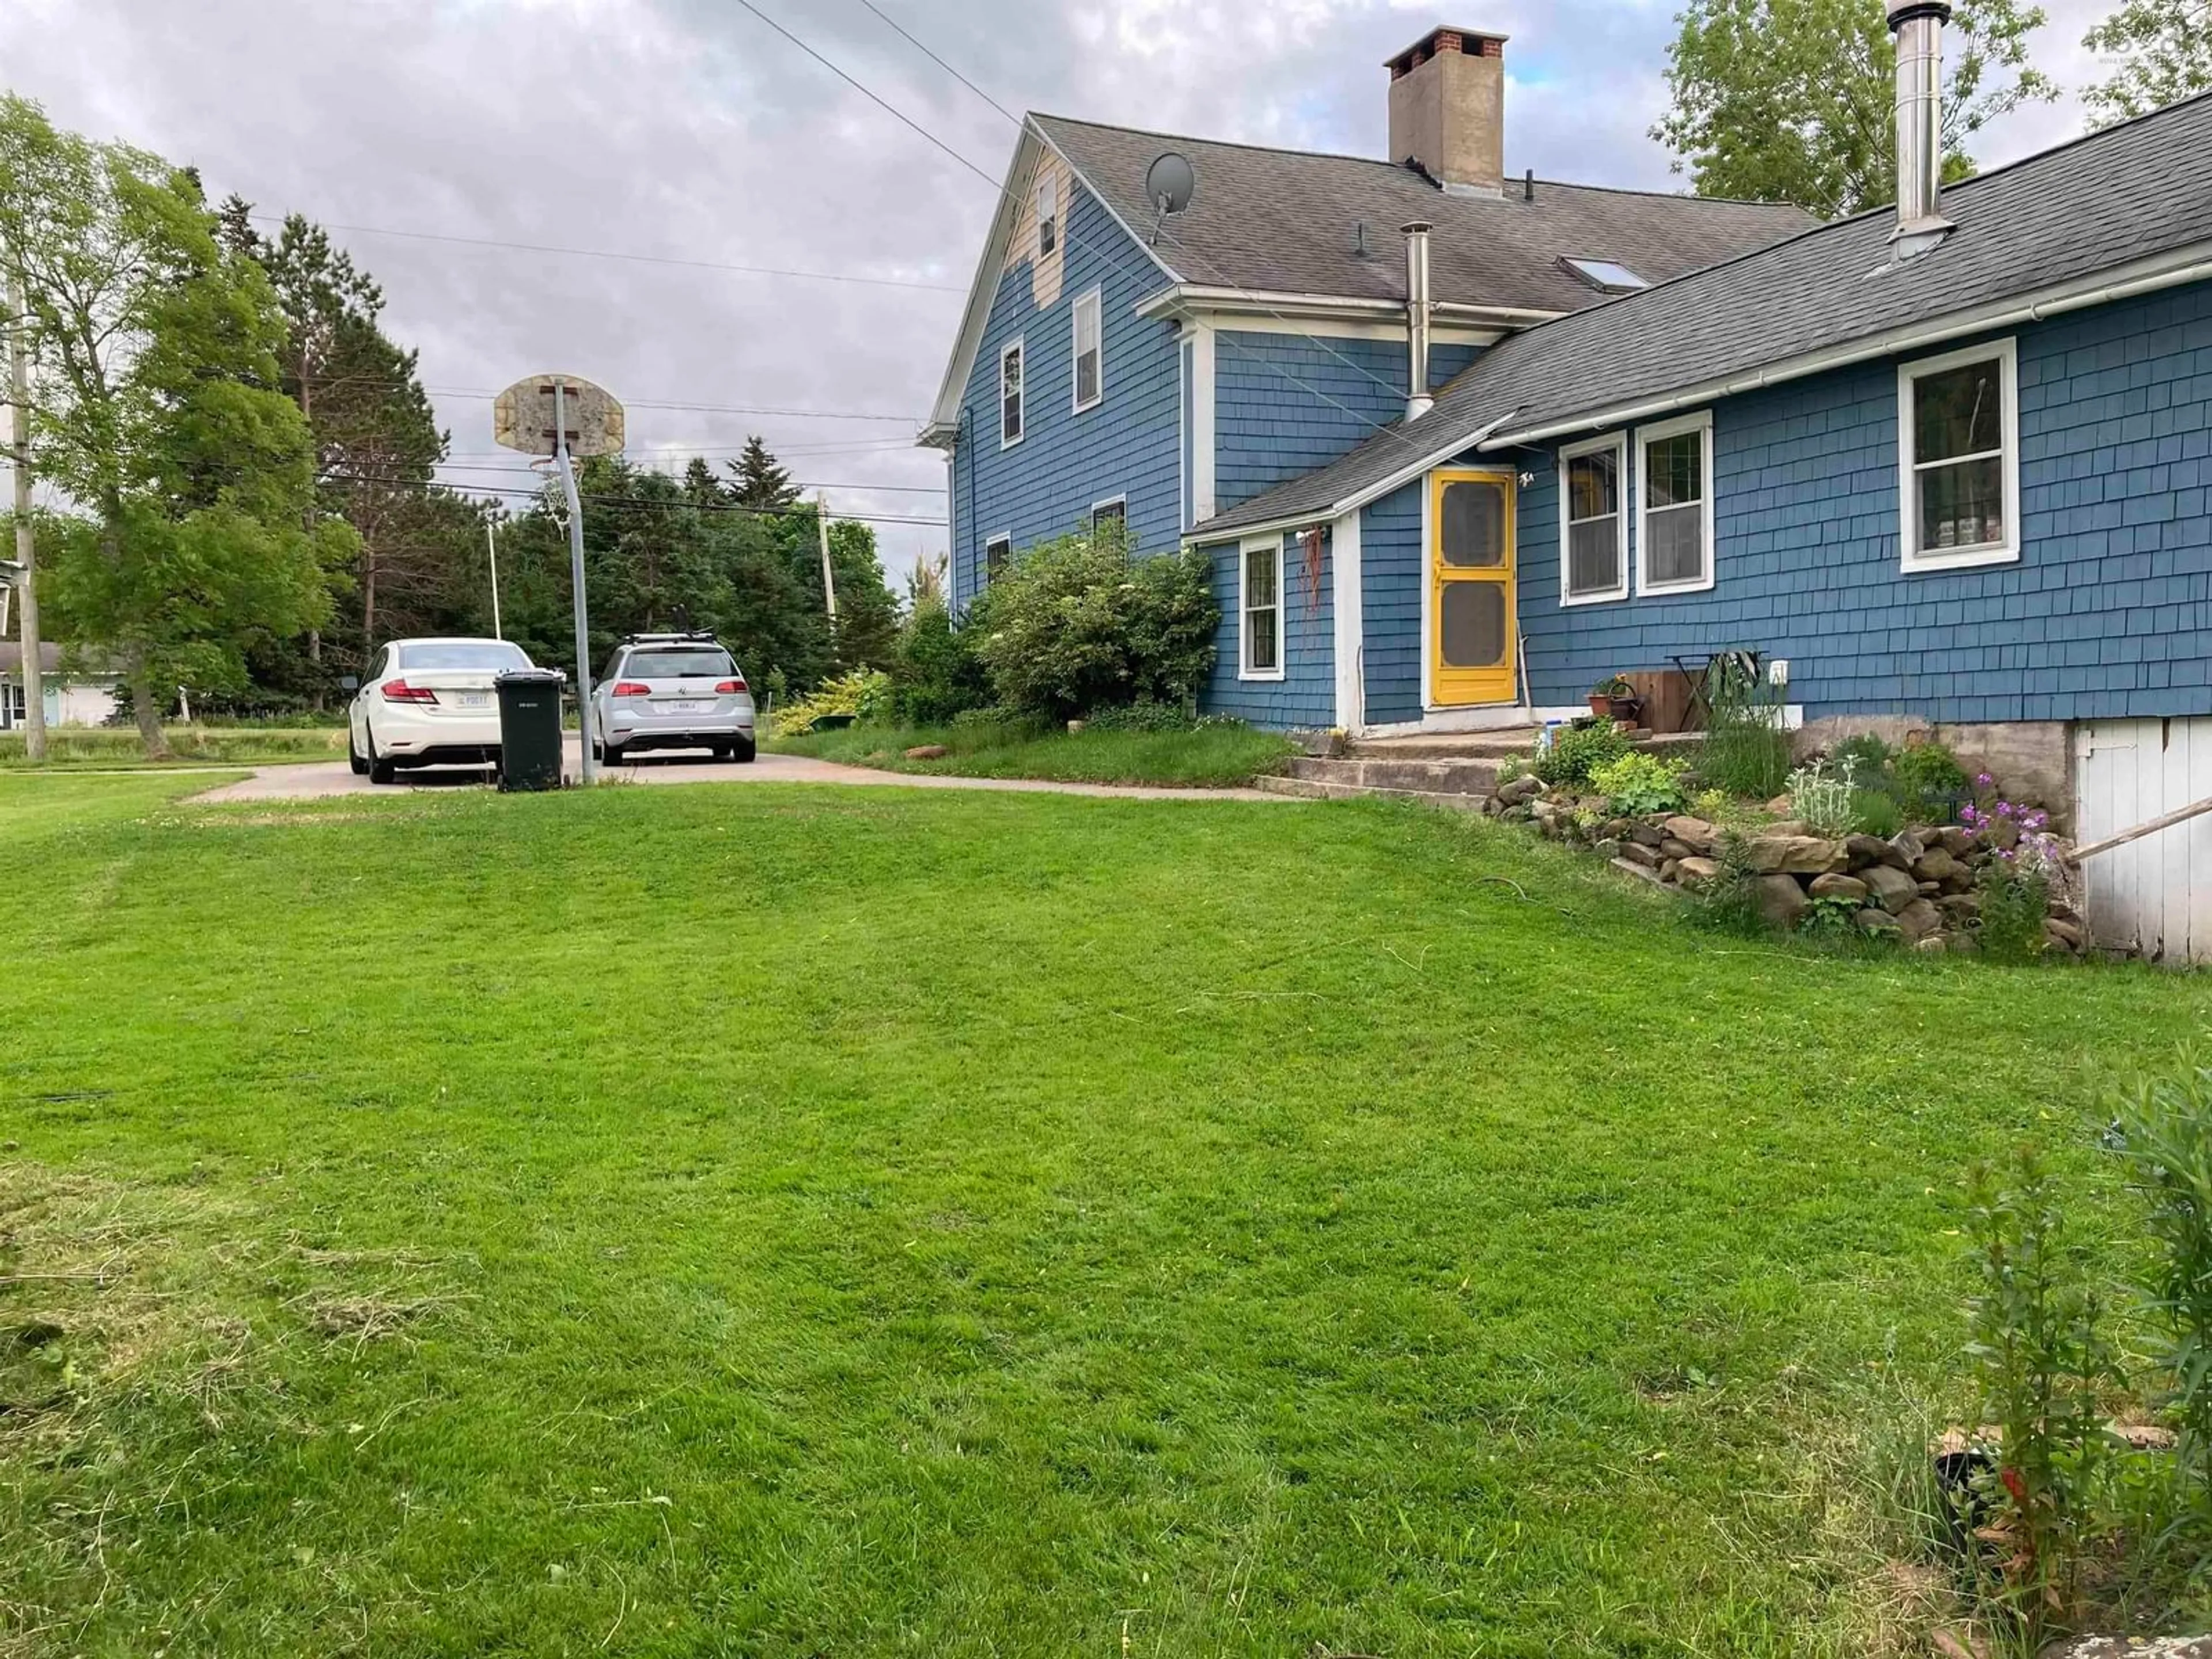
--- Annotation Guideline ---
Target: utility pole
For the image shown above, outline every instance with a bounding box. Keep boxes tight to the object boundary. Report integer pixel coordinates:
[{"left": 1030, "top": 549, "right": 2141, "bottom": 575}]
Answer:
[
  {"left": 6, "top": 266, "right": 46, "bottom": 761},
  {"left": 486, "top": 516, "right": 502, "bottom": 640},
  {"left": 815, "top": 489, "right": 839, "bottom": 622}
]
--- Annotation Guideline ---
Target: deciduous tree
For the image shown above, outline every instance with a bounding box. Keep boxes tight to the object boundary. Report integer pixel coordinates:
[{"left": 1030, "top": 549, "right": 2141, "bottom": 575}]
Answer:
[
  {"left": 0, "top": 97, "right": 349, "bottom": 755},
  {"left": 2083, "top": 1, "right": 2212, "bottom": 126},
  {"left": 1652, "top": 0, "right": 2055, "bottom": 218}
]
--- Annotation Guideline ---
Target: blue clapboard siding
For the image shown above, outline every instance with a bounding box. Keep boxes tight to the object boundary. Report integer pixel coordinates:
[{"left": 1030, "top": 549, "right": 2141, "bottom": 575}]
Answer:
[
  {"left": 1197, "top": 529, "right": 1335, "bottom": 727},
  {"left": 1512, "top": 279, "right": 2212, "bottom": 722},
  {"left": 1214, "top": 334, "right": 1482, "bottom": 512},
  {"left": 949, "top": 184, "right": 1181, "bottom": 609},
  {"left": 1361, "top": 483, "right": 1426, "bottom": 726}
]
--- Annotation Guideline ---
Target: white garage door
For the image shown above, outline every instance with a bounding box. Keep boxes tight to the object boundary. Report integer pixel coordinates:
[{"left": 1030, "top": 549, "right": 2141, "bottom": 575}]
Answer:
[{"left": 2074, "top": 718, "right": 2212, "bottom": 964}]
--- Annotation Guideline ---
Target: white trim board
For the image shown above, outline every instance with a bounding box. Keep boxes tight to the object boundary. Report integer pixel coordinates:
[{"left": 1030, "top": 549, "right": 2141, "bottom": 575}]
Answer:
[
  {"left": 1897, "top": 336, "right": 2020, "bottom": 573},
  {"left": 1185, "top": 319, "right": 1217, "bottom": 525},
  {"left": 1331, "top": 509, "right": 1363, "bottom": 732}
]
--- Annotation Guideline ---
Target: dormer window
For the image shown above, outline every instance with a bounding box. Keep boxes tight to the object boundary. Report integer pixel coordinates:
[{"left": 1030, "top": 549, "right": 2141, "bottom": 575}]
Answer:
[
  {"left": 1036, "top": 176, "right": 1059, "bottom": 256},
  {"left": 1562, "top": 256, "right": 1649, "bottom": 294}
]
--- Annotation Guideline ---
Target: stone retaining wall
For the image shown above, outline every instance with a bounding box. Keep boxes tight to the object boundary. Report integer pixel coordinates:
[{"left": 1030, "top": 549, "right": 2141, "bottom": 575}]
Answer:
[{"left": 1483, "top": 775, "right": 2090, "bottom": 957}]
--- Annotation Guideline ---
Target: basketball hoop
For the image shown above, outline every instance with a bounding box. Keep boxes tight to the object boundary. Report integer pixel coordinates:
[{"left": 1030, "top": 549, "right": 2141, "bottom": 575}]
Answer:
[{"left": 493, "top": 374, "right": 626, "bottom": 459}]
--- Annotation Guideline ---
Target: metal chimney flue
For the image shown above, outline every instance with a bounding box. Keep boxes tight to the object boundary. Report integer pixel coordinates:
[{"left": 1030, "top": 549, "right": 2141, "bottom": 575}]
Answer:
[
  {"left": 1403, "top": 219, "right": 1434, "bottom": 421},
  {"left": 1887, "top": 0, "right": 1955, "bottom": 257}
]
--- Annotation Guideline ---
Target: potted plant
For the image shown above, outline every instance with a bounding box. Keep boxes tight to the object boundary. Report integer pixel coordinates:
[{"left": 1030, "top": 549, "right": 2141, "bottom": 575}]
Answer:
[{"left": 1589, "top": 674, "right": 1639, "bottom": 722}]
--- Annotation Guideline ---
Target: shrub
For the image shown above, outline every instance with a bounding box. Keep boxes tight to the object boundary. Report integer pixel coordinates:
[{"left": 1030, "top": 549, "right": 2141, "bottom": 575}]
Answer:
[
  {"left": 891, "top": 601, "right": 990, "bottom": 725},
  {"left": 1831, "top": 732, "right": 1897, "bottom": 778},
  {"left": 1976, "top": 859, "right": 2052, "bottom": 963},
  {"left": 1588, "top": 750, "right": 1687, "bottom": 817},
  {"left": 1785, "top": 755, "right": 1859, "bottom": 838},
  {"left": 1895, "top": 740, "right": 1969, "bottom": 820},
  {"left": 2113, "top": 1048, "right": 2212, "bottom": 1501},
  {"left": 1847, "top": 787, "right": 1906, "bottom": 839},
  {"left": 969, "top": 533, "right": 1217, "bottom": 720},
  {"left": 1962, "top": 1146, "right": 2124, "bottom": 1645},
  {"left": 1532, "top": 721, "right": 1631, "bottom": 789},
  {"left": 771, "top": 669, "right": 892, "bottom": 736}
]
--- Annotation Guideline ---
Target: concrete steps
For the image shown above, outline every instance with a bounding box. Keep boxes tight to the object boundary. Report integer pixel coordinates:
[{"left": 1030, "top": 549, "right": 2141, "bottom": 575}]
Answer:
[
  {"left": 1255, "top": 774, "right": 1490, "bottom": 812},
  {"left": 1283, "top": 753, "right": 1503, "bottom": 797}
]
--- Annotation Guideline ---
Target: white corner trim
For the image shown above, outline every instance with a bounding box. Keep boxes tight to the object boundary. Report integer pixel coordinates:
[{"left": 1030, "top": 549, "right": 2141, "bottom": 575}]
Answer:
[
  {"left": 998, "top": 336, "right": 1026, "bottom": 451},
  {"left": 1071, "top": 286, "right": 1104, "bottom": 415},
  {"left": 1897, "top": 335, "right": 2021, "bottom": 573},
  {"left": 1634, "top": 410, "right": 1717, "bottom": 596},
  {"left": 1557, "top": 431, "right": 1630, "bottom": 608},
  {"left": 1237, "top": 533, "right": 1286, "bottom": 682},
  {"left": 1187, "top": 320, "right": 1217, "bottom": 524},
  {"left": 1331, "top": 509, "right": 1363, "bottom": 731}
]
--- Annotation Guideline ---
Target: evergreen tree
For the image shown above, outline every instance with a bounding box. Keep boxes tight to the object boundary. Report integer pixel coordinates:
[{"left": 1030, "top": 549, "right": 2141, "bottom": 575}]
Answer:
[{"left": 727, "top": 434, "right": 800, "bottom": 510}]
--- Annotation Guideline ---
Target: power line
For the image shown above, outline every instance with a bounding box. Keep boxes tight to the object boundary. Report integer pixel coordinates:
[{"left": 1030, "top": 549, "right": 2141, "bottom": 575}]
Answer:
[
  {"left": 245, "top": 211, "right": 966, "bottom": 294},
  {"left": 321, "top": 471, "right": 946, "bottom": 527},
  {"left": 425, "top": 460, "right": 944, "bottom": 493},
  {"left": 419, "top": 386, "right": 920, "bottom": 422}
]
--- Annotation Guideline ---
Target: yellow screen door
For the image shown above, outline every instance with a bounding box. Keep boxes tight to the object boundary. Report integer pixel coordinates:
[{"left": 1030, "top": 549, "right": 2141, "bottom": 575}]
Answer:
[{"left": 1429, "top": 469, "right": 1517, "bottom": 706}]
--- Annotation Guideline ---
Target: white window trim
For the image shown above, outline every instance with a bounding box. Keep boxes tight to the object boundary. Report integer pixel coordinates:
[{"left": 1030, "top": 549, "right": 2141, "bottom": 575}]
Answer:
[
  {"left": 983, "top": 532, "right": 1012, "bottom": 585},
  {"left": 1071, "top": 286, "right": 1104, "bottom": 414},
  {"left": 998, "top": 338, "right": 1025, "bottom": 451},
  {"left": 1238, "top": 534, "right": 1286, "bottom": 683},
  {"left": 1558, "top": 431, "right": 1630, "bottom": 608},
  {"left": 1897, "top": 336, "right": 2021, "bottom": 573},
  {"left": 1634, "top": 409, "right": 1717, "bottom": 596},
  {"left": 1089, "top": 494, "right": 1126, "bottom": 533},
  {"left": 1036, "top": 175, "right": 1059, "bottom": 256}
]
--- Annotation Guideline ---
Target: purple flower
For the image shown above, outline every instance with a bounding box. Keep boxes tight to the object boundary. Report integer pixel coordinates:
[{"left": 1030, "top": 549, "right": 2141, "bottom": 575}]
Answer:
[
  {"left": 1997, "top": 802, "right": 2014, "bottom": 817},
  {"left": 1978, "top": 772, "right": 1995, "bottom": 788}
]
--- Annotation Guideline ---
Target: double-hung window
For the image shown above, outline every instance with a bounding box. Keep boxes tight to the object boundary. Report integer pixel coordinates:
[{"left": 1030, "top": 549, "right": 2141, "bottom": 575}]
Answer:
[
  {"left": 1239, "top": 536, "right": 1283, "bottom": 680},
  {"left": 999, "top": 339, "right": 1024, "bottom": 448},
  {"left": 1036, "top": 176, "right": 1058, "bottom": 256},
  {"left": 984, "top": 535, "right": 1011, "bottom": 584},
  {"left": 1089, "top": 497, "right": 1124, "bottom": 539},
  {"left": 1898, "top": 338, "right": 2018, "bottom": 570},
  {"left": 1071, "top": 287, "right": 1103, "bottom": 412},
  {"left": 1635, "top": 411, "right": 1715, "bottom": 594},
  {"left": 1559, "top": 433, "right": 1628, "bottom": 605}
]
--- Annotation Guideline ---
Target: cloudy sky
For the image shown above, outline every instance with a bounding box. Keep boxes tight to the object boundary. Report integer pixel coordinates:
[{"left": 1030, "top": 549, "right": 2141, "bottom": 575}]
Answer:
[{"left": 1, "top": 0, "right": 2117, "bottom": 580}]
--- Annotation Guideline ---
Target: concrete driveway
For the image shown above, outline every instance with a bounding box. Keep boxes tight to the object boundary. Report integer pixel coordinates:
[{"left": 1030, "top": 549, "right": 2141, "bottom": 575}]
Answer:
[{"left": 194, "top": 739, "right": 1289, "bottom": 804}]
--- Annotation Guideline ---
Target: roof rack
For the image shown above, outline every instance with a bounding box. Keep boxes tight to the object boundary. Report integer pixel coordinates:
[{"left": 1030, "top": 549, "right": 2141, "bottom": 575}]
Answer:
[{"left": 621, "top": 630, "right": 721, "bottom": 644}]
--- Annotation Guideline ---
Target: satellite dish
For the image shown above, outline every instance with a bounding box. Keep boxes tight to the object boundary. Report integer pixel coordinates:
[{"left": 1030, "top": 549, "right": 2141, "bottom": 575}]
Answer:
[
  {"left": 1145, "top": 151, "right": 1196, "bottom": 218},
  {"left": 493, "top": 373, "right": 627, "bottom": 459}
]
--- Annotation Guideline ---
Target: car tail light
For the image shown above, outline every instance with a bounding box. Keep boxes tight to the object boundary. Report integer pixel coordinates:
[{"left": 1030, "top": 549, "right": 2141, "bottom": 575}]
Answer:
[
  {"left": 715, "top": 678, "right": 747, "bottom": 694},
  {"left": 612, "top": 681, "right": 653, "bottom": 697},
  {"left": 381, "top": 679, "right": 438, "bottom": 704}
]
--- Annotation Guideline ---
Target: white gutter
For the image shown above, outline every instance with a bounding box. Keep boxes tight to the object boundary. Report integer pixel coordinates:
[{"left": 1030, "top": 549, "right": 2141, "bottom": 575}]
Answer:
[
  {"left": 1483, "top": 238, "right": 2212, "bottom": 448},
  {"left": 1135, "top": 284, "right": 1560, "bottom": 331}
]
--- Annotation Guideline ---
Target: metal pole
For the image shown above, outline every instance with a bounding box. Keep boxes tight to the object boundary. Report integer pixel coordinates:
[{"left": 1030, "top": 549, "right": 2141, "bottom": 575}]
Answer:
[
  {"left": 554, "top": 379, "right": 597, "bottom": 785},
  {"left": 486, "top": 516, "right": 502, "bottom": 640},
  {"left": 7, "top": 266, "right": 46, "bottom": 761}
]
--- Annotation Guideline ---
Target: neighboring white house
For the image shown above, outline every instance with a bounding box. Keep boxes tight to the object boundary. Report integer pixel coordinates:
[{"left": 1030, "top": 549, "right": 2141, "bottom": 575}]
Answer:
[{"left": 0, "top": 641, "right": 121, "bottom": 730}]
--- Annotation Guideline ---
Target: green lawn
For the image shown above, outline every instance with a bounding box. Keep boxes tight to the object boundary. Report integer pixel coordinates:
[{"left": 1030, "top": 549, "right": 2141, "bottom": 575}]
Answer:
[
  {"left": 2, "top": 772, "right": 2202, "bottom": 1656},
  {"left": 772, "top": 718, "right": 1298, "bottom": 787},
  {"left": 0, "top": 726, "right": 347, "bottom": 770}
]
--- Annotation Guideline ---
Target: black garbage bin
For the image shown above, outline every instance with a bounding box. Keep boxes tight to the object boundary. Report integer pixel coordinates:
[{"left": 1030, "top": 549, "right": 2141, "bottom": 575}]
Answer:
[{"left": 495, "top": 669, "right": 566, "bottom": 792}]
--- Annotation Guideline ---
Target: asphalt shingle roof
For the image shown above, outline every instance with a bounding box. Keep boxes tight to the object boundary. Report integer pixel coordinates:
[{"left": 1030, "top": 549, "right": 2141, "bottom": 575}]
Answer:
[
  {"left": 1192, "top": 90, "right": 2212, "bottom": 540},
  {"left": 1032, "top": 114, "right": 1814, "bottom": 316}
]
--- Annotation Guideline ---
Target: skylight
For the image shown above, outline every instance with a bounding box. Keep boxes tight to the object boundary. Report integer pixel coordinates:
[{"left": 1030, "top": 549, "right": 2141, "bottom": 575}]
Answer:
[{"left": 1563, "top": 256, "right": 1650, "bottom": 294}]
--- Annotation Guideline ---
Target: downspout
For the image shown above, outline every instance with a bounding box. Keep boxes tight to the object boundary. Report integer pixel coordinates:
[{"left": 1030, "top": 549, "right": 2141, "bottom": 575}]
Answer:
[{"left": 1403, "top": 221, "right": 1434, "bottom": 420}]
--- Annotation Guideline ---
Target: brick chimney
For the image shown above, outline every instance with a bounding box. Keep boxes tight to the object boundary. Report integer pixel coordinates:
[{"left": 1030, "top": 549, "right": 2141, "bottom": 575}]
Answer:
[{"left": 1385, "top": 25, "right": 1508, "bottom": 196}]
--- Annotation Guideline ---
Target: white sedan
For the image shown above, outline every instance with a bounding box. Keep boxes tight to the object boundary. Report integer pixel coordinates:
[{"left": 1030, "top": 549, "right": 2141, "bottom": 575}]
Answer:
[{"left": 347, "top": 638, "right": 539, "bottom": 784}]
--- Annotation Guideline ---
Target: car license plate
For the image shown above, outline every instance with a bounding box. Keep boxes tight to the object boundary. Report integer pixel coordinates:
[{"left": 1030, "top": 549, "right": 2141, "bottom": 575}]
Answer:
[
  {"left": 658, "top": 699, "right": 711, "bottom": 714},
  {"left": 456, "top": 692, "right": 490, "bottom": 709}
]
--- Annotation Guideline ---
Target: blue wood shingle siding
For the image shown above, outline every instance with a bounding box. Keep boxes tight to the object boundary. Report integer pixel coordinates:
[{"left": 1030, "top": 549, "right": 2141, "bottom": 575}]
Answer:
[
  {"left": 1213, "top": 332, "right": 1479, "bottom": 511},
  {"left": 949, "top": 185, "right": 1180, "bottom": 608},
  {"left": 1361, "top": 483, "right": 1426, "bottom": 726},
  {"left": 1197, "top": 529, "right": 1336, "bottom": 727},
  {"left": 1509, "top": 279, "right": 2212, "bottom": 723}
]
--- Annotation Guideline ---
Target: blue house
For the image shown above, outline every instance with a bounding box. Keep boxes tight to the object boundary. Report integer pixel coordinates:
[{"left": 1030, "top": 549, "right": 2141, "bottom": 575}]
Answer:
[{"left": 923, "top": 9, "right": 2212, "bottom": 956}]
